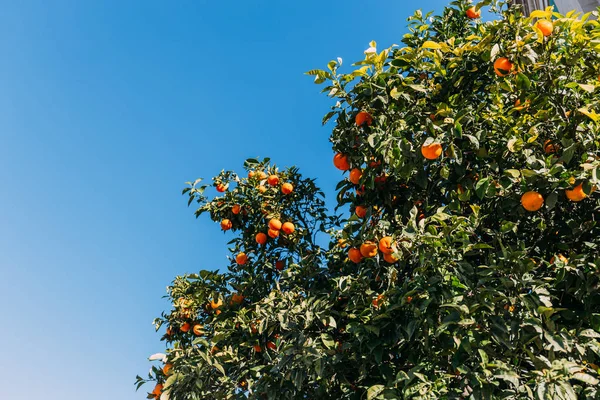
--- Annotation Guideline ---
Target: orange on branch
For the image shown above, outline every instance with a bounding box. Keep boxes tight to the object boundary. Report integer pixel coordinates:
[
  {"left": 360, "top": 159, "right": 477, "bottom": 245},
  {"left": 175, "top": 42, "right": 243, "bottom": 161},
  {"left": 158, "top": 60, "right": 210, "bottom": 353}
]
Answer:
[
  {"left": 494, "top": 57, "right": 513, "bottom": 77},
  {"left": 163, "top": 363, "right": 173, "bottom": 376},
  {"left": 216, "top": 183, "right": 228, "bottom": 192},
  {"left": 355, "top": 205, "right": 367, "bottom": 218},
  {"left": 180, "top": 322, "right": 191, "bottom": 333},
  {"left": 281, "top": 182, "right": 293, "bottom": 194},
  {"left": 535, "top": 19, "right": 553, "bottom": 36},
  {"left": 193, "top": 324, "right": 203, "bottom": 336},
  {"left": 348, "top": 248, "right": 363, "bottom": 264},
  {"left": 333, "top": 153, "right": 350, "bottom": 171},
  {"left": 267, "top": 174, "right": 280, "bottom": 186},
  {"left": 355, "top": 110, "right": 373, "bottom": 126},
  {"left": 236, "top": 252, "right": 248, "bottom": 265},
  {"left": 378, "top": 236, "right": 395, "bottom": 254},
  {"left": 566, "top": 184, "right": 587, "bottom": 202},
  {"left": 360, "top": 241, "right": 378, "bottom": 258},
  {"left": 421, "top": 142, "right": 442, "bottom": 160},
  {"left": 521, "top": 191, "right": 544, "bottom": 211},
  {"left": 349, "top": 168, "right": 363, "bottom": 185},
  {"left": 275, "top": 260, "right": 285, "bottom": 270},
  {"left": 230, "top": 293, "right": 244, "bottom": 305},
  {"left": 152, "top": 383, "right": 163, "bottom": 398},
  {"left": 220, "top": 219, "right": 232, "bottom": 231},
  {"left": 282, "top": 222, "right": 295, "bottom": 234},
  {"left": 255, "top": 232, "right": 267, "bottom": 245},
  {"left": 268, "top": 218, "right": 282, "bottom": 230},
  {"left": 232, "top": 204, "right": 241, "bottom": 214},
  {"left": 466, "top": 6, "right": 480, "bottom": 19},
  {"left": 383, "top": 252, "right": 399, "bottom": 263},
  {"left": 268, "top": 228, "right": 280, "bottom": 238}
]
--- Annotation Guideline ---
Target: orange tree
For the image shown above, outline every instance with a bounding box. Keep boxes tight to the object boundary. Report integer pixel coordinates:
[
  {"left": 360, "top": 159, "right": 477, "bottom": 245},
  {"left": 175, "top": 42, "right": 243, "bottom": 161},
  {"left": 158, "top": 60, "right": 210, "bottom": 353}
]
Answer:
[{"left": 137, "top": 1, "right": 600, "bottom": 398}]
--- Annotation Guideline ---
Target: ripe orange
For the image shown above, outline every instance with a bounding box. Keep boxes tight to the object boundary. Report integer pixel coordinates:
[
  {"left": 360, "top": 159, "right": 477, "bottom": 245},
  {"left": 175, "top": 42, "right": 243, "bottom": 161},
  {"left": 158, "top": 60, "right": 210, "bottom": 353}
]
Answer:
[
  {"left": 180, "top": 322, "right": 191, "bottom": 333},
  {"left": 550, "top": 254, "right": 568, "bottom": 265},
  {"left": 281, "top": 182, "right": 293, "bottom": 194},
  {"left": 494, "top": 57, "right": 513, "bottom": 77},
  {"left": 466, "top": 6, "right": 480, "bottom": 19},
  {"left": 565, "top": 183, "right": 587, "bottom": 202},
  {"left": 269, "top": 218, "right": 282, "bottom": 230},
  {"left": 333, "top": 153, "right": 350, "bottom": 171},
  {"left": 282, "top": 222, "right": 295, "bottom": 234},
  {"left": 544, "top": 140, "right": 558, "bottom": 154},
  {"left": 231, "top": 293, "right": 244, "bottom": 305},
  {"left": 383, "top": 252, "right": 399, "bottom": 263},
  {"left": 378, "top": 236, "right": 395, "bottom": 254},
  {"left": 248, "top": 171, "right": 255, "bottom": 178},
  {"left": 236, "top": 252, "right": 248, "bottom": 265},
  {"left": 268, "top": 228, "right": 280, "bottom": 238},
  {"left": 232, "top": 204, "right": 241, "bottom": 215},
  {"left": 256, "top": 232, "right": 267, "bottom": 245},
  {"left": 266, "top": 341, "right": 277, "bottom": 350},
  {"left": 372, "top": 294, "right": 385, "bottom": 308},
  {"left": 521, "top": 191, "right": 544, "bottom": 211},
  {"left": 275, "top": 260, "right": 285, "bottom": 270},
  {"left": 216, "top": 183, "right": 228, "bottom": 192},
  {"left": 421, "top": 142, "right": 442, "bottom": 160},
  {"left": 193, "top": 324, "right": 203, "bottom": 336},
  {"left": 535, "top": 19, "right": 553, "bottom": 36},
  {"left": 257, "top": 171, "right": 267, "bottom": 180},
  {"left": 406, "top": 296, "right": 413, "bottom": 304},
  {"left": 166, "top": 326, "right": 173, "bottom": 336},
  {"left": 355, "top": 205, "right": 367, "bottom": 218},
  {"left": 152, "top": 383, "right": 163, "bottom": 397},
  {"left": 349, "top": 168, "right": 363, "bottom": 185},
  {"left": 221, "top": 219, "right": 232, "bottom": 231},
  {"left": 348, "top": 247, "right": 363, "bottom": 263},
  {"left": 267, "top": 174, "right": 280, "bottom": 186},
  {"left": 163, "top": 363, "right": 173, "bottom": 376},
  {"left": 253, "top": 344, "right": 262, "bottom": 352},
  {"left": 210, "top": 298, "right": 223, "bottom": 310},
  {"left": 258, "top": 185, "right": 267, "bottom": 194},
  {"left": 355, "top": 111, "right": 373, "bottom": 126},
  {"left": 360, "top": 241, "right": 378, "bottom": 258}
]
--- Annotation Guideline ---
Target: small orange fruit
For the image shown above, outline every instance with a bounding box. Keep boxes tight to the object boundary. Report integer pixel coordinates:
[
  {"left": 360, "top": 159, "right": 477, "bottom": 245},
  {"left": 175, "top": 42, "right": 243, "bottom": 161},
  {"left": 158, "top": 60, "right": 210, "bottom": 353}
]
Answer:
[
  {"left": 257, "top": 171, "right": 267, "bottom": 180},
  {"left": 514, "top": 99, "right": 530, "bottom": 111},
  {"left": 221, "top": 219, "right": 232, "bottom": 231},
  {"left": 355, "top": 205, "right": 367, "bottom": 218},
  {"left": 180, "top": 322, "right": 191, "bottom": 333},
  {"left": 210, "top": 298, "right": 223, "bottom": 310},
  {"left": 550, "top": 254, "right": 568, "bottom": 265},
  {"left": 232, "top": 204, "right": 241, "bottom": 214},
  {"left": 355, "top": 111, "right": 373, "bottom": 126},
  {"left": 248, "top": 171, "right": 255, "bottom": 178},
  {"left": 372, "top": 294, "right": 385, "bottom": 308},
  {"left": 253, "top": 344, "right": 262, "bottom": 352},
  {"left": 466, "top": 6, "right": 480, "bottom": 19},
  {"left": 378, "top": 236, "right": 395, "bottom": 254},
  {"left": 494, "top": 57, "right": 513, "bottom": 77},
  {"left": 275, "top": 260, "right": 285, "bottom": 270},
  {"left": 216, "top": 183, "right": 228, "bottom": 192},
  {"left": 236, "top": 252, "right": 248, "bottom": 265},
  {"left": 406, "top": 296, "right": 413, "bottom": 304},
  {"left": 166, "top": 326, "right": 173, "bottom": 336},
  {"left": 535, "top": 19, "right": 553, "bottom": 36},
  {"left": 267, "top": 174, "right": 280, "bottom": 186},
  {"left": 230, "top": 293, "right": 244, "bottom": 305},
  {"left": 544, "top": 140, "right": 558, "bottom": 154},
  {"left": 565, "top": 183, "right": 587, "bottom": 202},
  {"left": 152, "top": 383, "right": 164, "bottom": 397},
  {"left": 383, "top": 252, "right": 399, "bottom": 263},
  {"left": 258, "top": 185, "right": 267, "bottom": 193},
  {"left": 281, "top": 182, "right": 293, "bottom": 194},
  {"left": 256, "top": 232, "right": 267, "bottom": 245},
  {"left": 421, "top": 142, "right": 442, "bottom": 160},
  {"left": 282, "top": 222, "right": 295, "bottom": 234},
  {"left": 360, "top": 241, "right": 378, "bottom": 258},
  {"left": 266, "top": 341, "right": 277, "bottom": 351},
  {"left": 268, "top": 228, "right": 280, "bottom": 238},
  {"left": 521, "top": 191, "right": 544, "bottom": 211},
  {"left": 333, "top": 153, "right": 350, "bottom": 171},
  {"left": 349, "top": 168, "right": 363, "bottom": 185},
  {"left": 193, "top": 324, "right": 203, "bottom": 336},
  {"left": 210, "top": 345, "right": 219, "bottom": 354},
  {"left": 348, "top": 247, "right": 363, "bottom": 264},
  {"left": 163, "top": 363, "right": 173, "bottom": 376},
  {"left": 269, "top": 218, "right": 282, "bottom": 230}
]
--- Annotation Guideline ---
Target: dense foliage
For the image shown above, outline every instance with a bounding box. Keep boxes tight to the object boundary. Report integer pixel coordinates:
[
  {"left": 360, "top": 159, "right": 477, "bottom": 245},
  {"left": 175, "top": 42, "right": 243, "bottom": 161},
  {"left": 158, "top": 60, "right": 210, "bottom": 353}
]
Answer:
[{"left": 138, "top": 1, "right": 600, "bottom": 398}]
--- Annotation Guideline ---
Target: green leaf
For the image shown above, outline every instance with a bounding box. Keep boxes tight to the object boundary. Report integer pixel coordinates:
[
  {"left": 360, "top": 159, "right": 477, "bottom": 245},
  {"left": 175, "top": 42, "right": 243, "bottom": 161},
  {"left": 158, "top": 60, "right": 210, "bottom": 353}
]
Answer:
[
  {"left": 367, "top": 385, "right": 385, "bottom": 400},
  {"left": 422, "top": 41, "right": 441, "bottom": 50},
  {"left": 516, "top": 73, "right": 531, "bottom": 90}
]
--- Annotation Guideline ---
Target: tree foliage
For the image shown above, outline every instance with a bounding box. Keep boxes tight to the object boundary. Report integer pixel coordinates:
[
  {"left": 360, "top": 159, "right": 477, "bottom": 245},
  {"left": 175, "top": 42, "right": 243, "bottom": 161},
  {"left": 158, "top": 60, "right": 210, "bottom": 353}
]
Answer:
[{"left": 138, "top": 1, "right": 600, "bottom": 398}]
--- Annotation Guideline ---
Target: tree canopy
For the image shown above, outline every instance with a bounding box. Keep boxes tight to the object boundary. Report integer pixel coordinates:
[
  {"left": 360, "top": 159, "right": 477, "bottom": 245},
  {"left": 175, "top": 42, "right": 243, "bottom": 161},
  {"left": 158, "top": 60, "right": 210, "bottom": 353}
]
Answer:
[{"left": 138, "top": 1, "right": 600, "bottom": 398}]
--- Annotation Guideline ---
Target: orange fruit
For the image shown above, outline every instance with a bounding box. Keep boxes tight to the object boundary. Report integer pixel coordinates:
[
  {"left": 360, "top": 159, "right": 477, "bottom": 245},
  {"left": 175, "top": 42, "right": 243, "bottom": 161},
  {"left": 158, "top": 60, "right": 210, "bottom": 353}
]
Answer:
[
  {"left": 232, "top": 204, "right": 241, "bottom": 214},
  {"left": 550, "top": 254, "right": 568, "bottom": 264},
  {"left": 333, "top": 153, "right": 350, "bottom": 171},
  {"left": 256, "top": 232, "right": 267, "bottom": 245},
  {"left": 535, "top": 19, "right": 553, "bottom": 36},
  {"left": 275, "top": 260, "right": 285, "bottom": 270},
  {"left": 383, "top": 252, "right": 399, "bottom": 263},
  {"left": 236, "top": 252, "right": 248, "bottom": 265},
  {"left": 267, "top": 174, "right": 280, "bottom": 186},
  {"left": 266, "top": 341, "right": 277, "bottom": 351},
  {"left": 258, "top": 185, "right": 267, "bottom": 193},
  {"left": 210, "top": 345, "right": 219, "bottom": 354},
  {"left": 193, "top": 324, "right": 203, "bottom": 336},
  {"left": 221, "top": 219, "right": 232, "bottom": 231},
  {"left": 210, "top": 298, "right": 223, "bottom": 310},
  {"left": 521, "top": 191, "right": 544, "bottom": 211},
  {"left": 216, "top": 183, "right": 228, "bottom": 192},
  {"left": 268, "top": 228, "right": 280, "bottom": 238},
  {"left": 566, "top": 183, "right": 587, "bottom": 202},
  {"left": 180, "top": 322, "right": 191, "bottom": 333},
  {"left": 281, "top": 182, "right": 293, "bottom": 194},
  {"left": 248, "top": 171, "right": 255, "bottom": 178},
  {"left": 152, "top": 383, "right": 163, "bottom": 397},
  {"left": 355, "top": 111, "right": 373, "bottom": 126},
  {"left": 349, "top": 168, "right": 363, "bottom": 184},
  {"left": 514, "top": 99, "right": 530, "bottom": 111},
  {"left": 466, "top": 6, "right": 480, "bottom": 19},
  {"left": 378, "top": 236, "right": 395, "bottom": 254},
  {"left": 494, "top": 57, "right": 513, "bottom": 77},
  {"left": 421, "top": 142, "right": 442, "bottom": 160},
  {"left": 348, "top": 247, "right": 363, "bottom": 263},
  {"left": 544, "top": 140, "right": 558, "bottom": 154},
  {"left": 406, "top": 296, "right": 413, "bottom": 304},
  {"left": 257, "top": 171, "right": 267, "bottom": 180},
  {"left": 360, "top": 241, "right": 378, "bottom": 258},
  {"left": 282, "top": 222, "right": 295, "bottom": 234},
  {"left": 372, "top": 294, "right": 385, "bottom": 308},
  {"left": 166, "top": 326, "right": 173, "bottom": 336},
  {"left": 269, "top": 218, "right": 282, "bottom": 230},
  {"left": 253, "top": 344, "right": 262, "bottom": 352},
  {"left": 355, "top": 205, "right": 367, "bottom": 218},
  {"left": 230, "top": 293, "right": 244, "bottom": 305},
  {"left": 163, "top": 363, "right": 173, "bottom": 376}
]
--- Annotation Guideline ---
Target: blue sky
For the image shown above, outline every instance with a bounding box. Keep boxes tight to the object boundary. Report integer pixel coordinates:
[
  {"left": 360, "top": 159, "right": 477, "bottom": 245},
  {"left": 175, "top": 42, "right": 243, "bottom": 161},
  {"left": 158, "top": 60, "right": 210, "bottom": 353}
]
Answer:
[{"left": 0, "top": 1, "right": 450, "bottom": 398}]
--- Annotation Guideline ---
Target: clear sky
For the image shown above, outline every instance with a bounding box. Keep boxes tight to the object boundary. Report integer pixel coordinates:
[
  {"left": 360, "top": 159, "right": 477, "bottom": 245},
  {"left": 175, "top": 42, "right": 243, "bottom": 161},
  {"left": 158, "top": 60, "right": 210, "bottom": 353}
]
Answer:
[{"left": 0, "top": 1, "right": 450, "bottom": 398}]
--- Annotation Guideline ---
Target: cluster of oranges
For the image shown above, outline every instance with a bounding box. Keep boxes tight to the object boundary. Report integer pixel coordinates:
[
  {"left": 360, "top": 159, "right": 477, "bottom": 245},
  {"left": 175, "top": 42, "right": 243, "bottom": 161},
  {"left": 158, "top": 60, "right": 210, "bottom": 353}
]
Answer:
[
  {"left": 347, "top": 236, "right": 399, "bottom": 264},
  {"left": 255, "top": 218, "right": 295, "bottom": 244}
]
